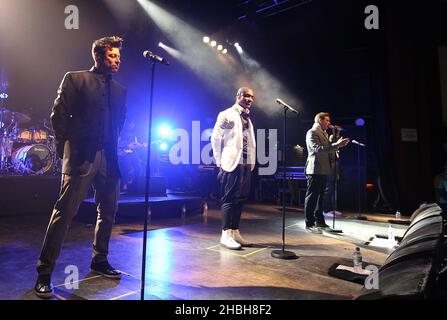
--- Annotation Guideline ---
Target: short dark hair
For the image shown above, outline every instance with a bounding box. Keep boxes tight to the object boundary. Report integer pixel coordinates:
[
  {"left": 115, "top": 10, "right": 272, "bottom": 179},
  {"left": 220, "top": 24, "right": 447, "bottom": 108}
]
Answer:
[
  {"left": 91, "top": 36, "right": 123, "bottom": 61},
  {"left": 314, "top": 112, "right": 330, "bottom": 123},
  {"left": 236, "top": 87, "right": 253, "bottom": 98}
]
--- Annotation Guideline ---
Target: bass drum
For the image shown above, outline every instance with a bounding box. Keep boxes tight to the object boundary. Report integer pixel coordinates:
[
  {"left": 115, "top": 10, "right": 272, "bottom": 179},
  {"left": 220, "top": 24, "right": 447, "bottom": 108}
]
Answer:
[{"left": 12, "top": 144, "right": 53, "bottom": 175}]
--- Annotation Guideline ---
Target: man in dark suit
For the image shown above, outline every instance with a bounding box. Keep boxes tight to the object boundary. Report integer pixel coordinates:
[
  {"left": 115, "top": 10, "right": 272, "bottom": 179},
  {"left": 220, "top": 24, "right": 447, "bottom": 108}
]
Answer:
[
  {"left": 34, "top": 36, "right": 127, "bottom": 298},
  {"left": 304, "top": 112, "right": 349, "bottom": 234}
]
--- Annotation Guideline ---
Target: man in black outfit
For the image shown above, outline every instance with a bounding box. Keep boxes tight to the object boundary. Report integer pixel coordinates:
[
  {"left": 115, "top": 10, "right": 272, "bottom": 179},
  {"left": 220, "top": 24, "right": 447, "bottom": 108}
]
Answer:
[{"left": 34, "top": 36, "right": 127, "bottom": 298}]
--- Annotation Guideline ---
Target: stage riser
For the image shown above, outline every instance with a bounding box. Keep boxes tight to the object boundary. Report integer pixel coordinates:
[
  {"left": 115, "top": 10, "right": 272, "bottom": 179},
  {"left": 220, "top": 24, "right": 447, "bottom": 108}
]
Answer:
[
  {"left": 0, "top": 176, "right": 169, "bottom": 217},
  {"left": 0, "top": 176, "right": 61, "bottom": 216},
  {"left": 77, "top": 198, "right": 204, "bottom": 224}
]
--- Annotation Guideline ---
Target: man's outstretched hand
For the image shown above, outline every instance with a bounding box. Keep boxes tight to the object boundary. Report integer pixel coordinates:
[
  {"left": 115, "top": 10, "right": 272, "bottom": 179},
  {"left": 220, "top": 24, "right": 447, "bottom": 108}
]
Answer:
[{"left": 336, "top": 137, "right": 350, "bottom": 148}]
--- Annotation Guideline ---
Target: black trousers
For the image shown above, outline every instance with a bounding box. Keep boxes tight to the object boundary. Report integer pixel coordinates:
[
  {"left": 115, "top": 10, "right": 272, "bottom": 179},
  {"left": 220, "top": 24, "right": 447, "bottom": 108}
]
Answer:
[
  {"left": 37, "top": 150, "right": 120, "bottom": 275},
  {"left": 304, "top": 174, "right": 327, "bottom": 227},
  {"left": 218, "top": 164, "right": 252, "bottom": 230}
]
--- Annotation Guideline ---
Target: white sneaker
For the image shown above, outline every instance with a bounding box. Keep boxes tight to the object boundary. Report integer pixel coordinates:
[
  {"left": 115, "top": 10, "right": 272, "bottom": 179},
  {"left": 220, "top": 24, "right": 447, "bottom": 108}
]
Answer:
[
  {"left": 232, "top": 229, "right": 252, "bottom": 247},
  {"left": 220, "top": 230, "right": 241, "bottom": 250}
]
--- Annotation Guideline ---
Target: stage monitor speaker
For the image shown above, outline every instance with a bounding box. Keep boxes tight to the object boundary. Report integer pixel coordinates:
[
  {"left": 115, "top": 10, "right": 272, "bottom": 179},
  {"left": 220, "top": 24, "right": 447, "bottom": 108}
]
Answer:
[
  {"left": 381, "top": 203, "right": 443, "bottom": 271},
  {"left": 410, "top": 203, "right": 443, "bottom": 222},
  {"left": 402, "top": 215, "right": 443, "bottom": 242},
  {"left": 381, "top": 237, "right": 441, "bottom": 271},
  {"left": 356, "top": 203, "right": 446, "bottom": 299},
  {"left": 356, "top": 257, "right": 434, "bottom": 300},
  {"left": 399, "top": 220, "right": 443, "bottom": 247}
]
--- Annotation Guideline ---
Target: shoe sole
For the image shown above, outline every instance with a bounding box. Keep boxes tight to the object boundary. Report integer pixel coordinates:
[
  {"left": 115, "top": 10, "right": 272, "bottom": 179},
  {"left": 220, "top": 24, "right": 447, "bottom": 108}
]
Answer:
[
  {"left": 317, "top": 227, "right": 333, "bottom": 233},
  {"left": 90, "top": 269, "right": 122, "bottom": 279},
  {"left": 34, "top": 289, "right": 53, "bottom": 299},
  {"left": 305, "top": 229, "right": 322, "bottom": 234},
  {"left": 220, "top": 243, "right": 242, "bottom": 250}
]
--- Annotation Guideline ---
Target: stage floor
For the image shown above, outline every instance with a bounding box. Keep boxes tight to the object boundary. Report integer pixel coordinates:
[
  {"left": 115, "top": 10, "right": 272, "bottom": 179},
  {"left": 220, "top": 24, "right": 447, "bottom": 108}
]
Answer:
[{"left": 0, "top": 202, "right": 407, "bottom": 300}]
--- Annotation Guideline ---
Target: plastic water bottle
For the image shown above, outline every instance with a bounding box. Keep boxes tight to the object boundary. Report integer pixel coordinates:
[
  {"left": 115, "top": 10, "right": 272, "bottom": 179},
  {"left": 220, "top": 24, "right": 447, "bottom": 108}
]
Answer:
[
  {"left": 395, "top": 210, "right": 401, "bottom": 220},
  {"left": 388, "top": 224, "right": 395, "bottom": 243},
  {"left": 202, "top": 202, "right": 208, "bottom": 216},
  {"left": 181, "top": 204, "right": 187, "bottom": 219},
  {"left": 353, "top": 247, "right": 363, "bottom": 272}
]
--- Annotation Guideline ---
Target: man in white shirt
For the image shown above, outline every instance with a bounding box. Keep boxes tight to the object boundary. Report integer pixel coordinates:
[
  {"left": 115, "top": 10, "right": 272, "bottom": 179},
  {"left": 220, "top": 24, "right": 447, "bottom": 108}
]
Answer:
[{"left": 211, "top": 87, "right": 256, "bottom": 249}]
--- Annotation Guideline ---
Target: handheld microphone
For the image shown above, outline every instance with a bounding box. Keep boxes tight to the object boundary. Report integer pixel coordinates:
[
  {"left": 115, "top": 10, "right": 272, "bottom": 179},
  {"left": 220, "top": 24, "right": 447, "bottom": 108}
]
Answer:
[
  {"left": 276, "top": 98, "right": 298, "bottom": 114},
  {"left": 328, "top": 125, "right": 344, "bottom": 131},
  {"left": 143, "top": 50, "right": 170, "bottom": 66}
]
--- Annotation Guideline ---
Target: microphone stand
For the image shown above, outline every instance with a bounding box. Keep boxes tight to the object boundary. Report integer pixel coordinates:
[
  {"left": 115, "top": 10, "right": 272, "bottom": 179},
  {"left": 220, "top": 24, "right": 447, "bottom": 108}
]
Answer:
[
  {"left": 141, "top": 61, "right": 156, "bottom": 300},
  {"left": 329, "top": 129, "right": 342, "bottom": 233},
  {"left": 354, "top": 141, "right": 367, "bottom": 220},
  {"left": 271, "top": 106, "right": 298, "bottom": 260}
]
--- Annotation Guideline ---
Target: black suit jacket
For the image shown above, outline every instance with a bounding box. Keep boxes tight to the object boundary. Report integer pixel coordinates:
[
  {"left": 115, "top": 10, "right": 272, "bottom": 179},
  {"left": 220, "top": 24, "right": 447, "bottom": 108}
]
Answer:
[{"left": 51, "top": 67, "right": 127, "bottom": 176}]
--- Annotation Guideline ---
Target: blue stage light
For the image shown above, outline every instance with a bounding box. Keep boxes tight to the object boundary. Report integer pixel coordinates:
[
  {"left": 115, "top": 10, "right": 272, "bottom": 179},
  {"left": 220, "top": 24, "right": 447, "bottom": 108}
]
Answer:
[
  {"left": 355, "top": 118, "right": 365, "bottom": 127},
  {"left": 156, "top": 123, "right": 172, "bottom": 138},
  {"left": 159, "top": 142, "right": 168, "bottom": 151}
]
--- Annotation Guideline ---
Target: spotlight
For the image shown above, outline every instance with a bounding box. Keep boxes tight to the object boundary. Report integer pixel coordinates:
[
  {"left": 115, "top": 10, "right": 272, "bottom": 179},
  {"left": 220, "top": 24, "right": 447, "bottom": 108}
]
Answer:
[
  {"left": 222, "top": 48, "right": 228, "bottom": 54},
  {"left": 355, "top": 118, "right": 365, "bottom": 127},
  {"left": 210, "top": 40, "right": 217, "bottom": 47},
  {"left": 203, "top": 36, "right": 210, "bottom": 44},
  {"left": 157, "top": 124, "right": 172, "bottom": 138},
  {"left": 158, "top": 42, "right": 163, "bottom": 47},
  {"left": 217, "top": 44, "right": 223, "bottom": 51},
  {"left": 234, "top": 42, "right": 243, "bottom": 54},
  {"left": 159, "top": 142, "right": 168, "bottom": 151}
]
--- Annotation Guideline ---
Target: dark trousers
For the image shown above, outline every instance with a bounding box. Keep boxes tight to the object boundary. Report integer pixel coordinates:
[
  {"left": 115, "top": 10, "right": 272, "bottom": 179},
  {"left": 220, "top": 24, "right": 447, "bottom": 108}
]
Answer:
[
  {"left": 219, "top": 164, "right": 252, "bottom": 230},
  {"left": 37, "top": 150, "right": 120, "bottom": 275},
  {"left": 304, "top": 174, "right": 327, "bottom": 227},
  {"left": 323, "top": 174, "right": 336, "bottom": 212}
]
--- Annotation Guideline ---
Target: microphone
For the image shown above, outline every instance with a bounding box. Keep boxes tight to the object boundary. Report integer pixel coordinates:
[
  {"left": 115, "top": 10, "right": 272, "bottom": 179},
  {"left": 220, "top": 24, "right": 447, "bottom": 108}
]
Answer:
[
  {"left": 143, "top": 50, "right": 170, "bottom": 65},
  {"left": 328, "top": 125, "right": 344, "bottom": 131},
  {"left": 352, "top": 140, "right": 365, "bottom": 147},
  {"left": 276, "top": 98, "right": 298, "bottom": 114}
]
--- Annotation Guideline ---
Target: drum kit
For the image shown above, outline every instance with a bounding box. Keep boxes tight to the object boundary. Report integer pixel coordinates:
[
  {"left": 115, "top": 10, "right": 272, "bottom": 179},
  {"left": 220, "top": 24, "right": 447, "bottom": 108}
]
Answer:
[{"left": 0, "top": 107, "right": 60, "bottom": 175}]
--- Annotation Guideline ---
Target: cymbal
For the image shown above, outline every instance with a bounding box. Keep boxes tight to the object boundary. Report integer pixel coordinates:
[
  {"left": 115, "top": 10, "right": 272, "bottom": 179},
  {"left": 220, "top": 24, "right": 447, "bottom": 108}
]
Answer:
[{"left": 0, "top": 108, "right": 31, "bottom": 125}]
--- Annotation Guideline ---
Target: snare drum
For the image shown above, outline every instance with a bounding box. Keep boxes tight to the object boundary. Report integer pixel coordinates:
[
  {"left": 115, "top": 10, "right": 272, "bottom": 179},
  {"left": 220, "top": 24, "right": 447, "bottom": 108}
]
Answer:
[
  {"left": 33, "top": 129, "right": 48, "bottom": 143},
  {"left": 12, "top": 144, "right": 53, "bottom": 174},
  {"left": 16, "top": 128, "right": 33, "bottom": 143}
]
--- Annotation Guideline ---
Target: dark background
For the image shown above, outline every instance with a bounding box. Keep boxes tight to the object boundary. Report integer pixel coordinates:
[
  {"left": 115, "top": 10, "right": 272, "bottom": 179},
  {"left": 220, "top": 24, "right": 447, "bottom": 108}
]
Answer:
[{"left": 0, "top": 0, "right": 446, "bottom": 214}]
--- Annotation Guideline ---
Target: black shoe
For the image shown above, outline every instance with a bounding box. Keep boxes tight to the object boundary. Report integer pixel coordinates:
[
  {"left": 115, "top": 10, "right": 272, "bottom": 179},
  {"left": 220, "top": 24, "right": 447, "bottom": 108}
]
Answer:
[
  {"left": 34, "top": 275, "right": 53, "bottom": 299},
  {"left": 305, "top": 226, "right": 323, "bottom": 234},
  {"left": 90, "top": 261, "right": 122, "bottom": 279},
  {"left": 315, "top": 223, "right": 332, "bottom": 231}
]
